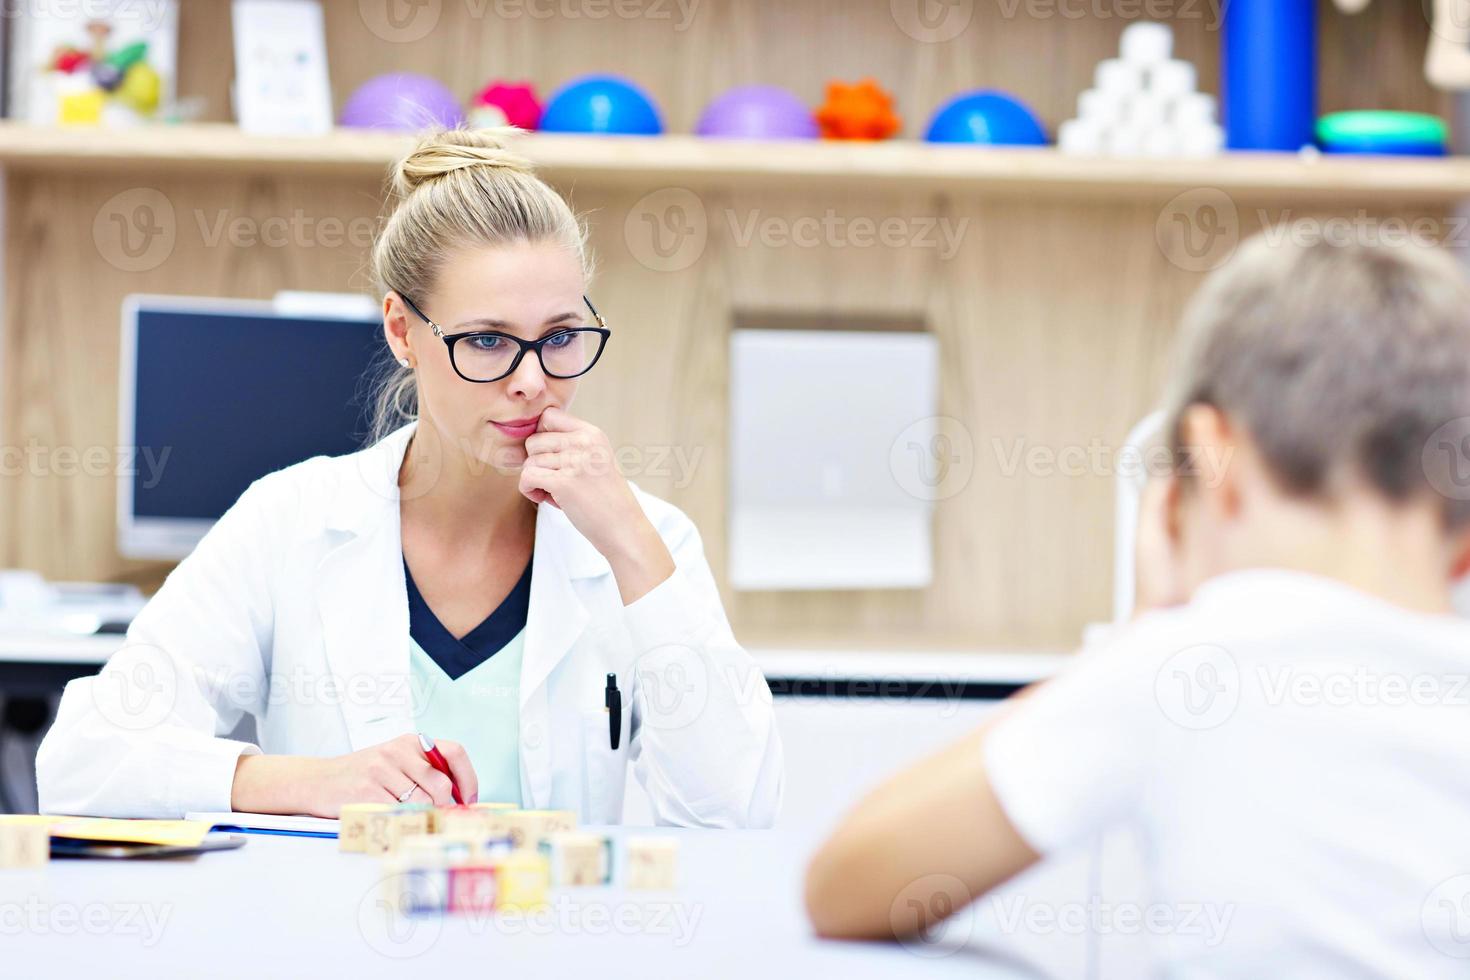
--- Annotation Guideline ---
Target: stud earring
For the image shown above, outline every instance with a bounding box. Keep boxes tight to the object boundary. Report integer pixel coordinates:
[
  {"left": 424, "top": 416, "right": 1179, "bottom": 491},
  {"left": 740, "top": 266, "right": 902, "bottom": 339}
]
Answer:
[{"left": 398, "top": 357, "right": 411, "bottom": 368}]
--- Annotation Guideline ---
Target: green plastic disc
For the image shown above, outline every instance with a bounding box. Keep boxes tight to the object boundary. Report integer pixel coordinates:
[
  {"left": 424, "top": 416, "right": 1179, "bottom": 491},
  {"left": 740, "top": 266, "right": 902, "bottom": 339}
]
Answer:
[{"left": 1316, "top": 111, "right": 1447, "bottom": 148}]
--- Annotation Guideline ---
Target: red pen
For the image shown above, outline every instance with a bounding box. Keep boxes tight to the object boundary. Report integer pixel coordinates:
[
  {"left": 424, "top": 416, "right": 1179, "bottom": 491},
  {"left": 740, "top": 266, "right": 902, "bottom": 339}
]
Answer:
[{"left": 417, "top": 732, "right": 464, "bottom": 805}]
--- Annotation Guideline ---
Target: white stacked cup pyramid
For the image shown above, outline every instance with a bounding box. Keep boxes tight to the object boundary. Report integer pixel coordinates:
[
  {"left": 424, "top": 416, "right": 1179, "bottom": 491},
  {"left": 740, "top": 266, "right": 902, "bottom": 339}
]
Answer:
[{"left": 1059, "top": 22, "right": 1224, "bottom": 157}]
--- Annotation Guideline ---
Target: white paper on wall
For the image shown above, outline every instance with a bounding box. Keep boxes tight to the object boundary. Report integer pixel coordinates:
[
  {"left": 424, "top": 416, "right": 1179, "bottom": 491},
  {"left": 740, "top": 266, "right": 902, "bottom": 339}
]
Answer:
[
  {"left": 232, "top": 0, "right": 333, "bottom": 135},
  {"left": 729, "top": 328, "right": 938, "bottom": 591}
]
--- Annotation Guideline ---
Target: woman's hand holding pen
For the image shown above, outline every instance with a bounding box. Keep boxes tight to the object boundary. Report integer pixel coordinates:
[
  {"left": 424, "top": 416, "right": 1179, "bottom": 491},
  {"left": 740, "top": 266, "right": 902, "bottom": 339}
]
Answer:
[
  {"left": 519, "top": 406, "right": 675, "bottom": 605},
  {"left": 231, "top": 733, "right": 479, "bottom": 818}
]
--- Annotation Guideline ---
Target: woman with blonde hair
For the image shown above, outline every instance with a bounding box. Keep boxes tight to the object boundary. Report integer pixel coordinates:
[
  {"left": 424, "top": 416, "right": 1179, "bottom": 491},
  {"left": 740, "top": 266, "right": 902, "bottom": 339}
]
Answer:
[{"left": 38, "top": 128, "right": 783, "bottom": 826}]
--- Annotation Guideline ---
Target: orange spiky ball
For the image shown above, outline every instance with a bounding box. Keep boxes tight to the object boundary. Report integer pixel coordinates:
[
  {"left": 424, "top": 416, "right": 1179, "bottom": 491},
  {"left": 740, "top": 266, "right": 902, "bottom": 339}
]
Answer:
[{"left": 815, "top": 78, "right": 901, "bottom": 140}]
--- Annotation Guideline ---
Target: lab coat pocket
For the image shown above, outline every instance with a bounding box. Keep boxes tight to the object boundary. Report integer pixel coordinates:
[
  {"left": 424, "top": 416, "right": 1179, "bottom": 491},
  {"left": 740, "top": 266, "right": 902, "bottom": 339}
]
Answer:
[{"left": 581, "top": 707, "right": 629, "bottom": 823}]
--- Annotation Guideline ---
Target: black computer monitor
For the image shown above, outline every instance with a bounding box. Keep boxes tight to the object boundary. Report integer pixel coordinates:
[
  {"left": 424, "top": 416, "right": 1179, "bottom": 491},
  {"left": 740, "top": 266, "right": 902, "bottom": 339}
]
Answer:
[{"left": 118, "top": 295, "right": 384, "bottom": 559}]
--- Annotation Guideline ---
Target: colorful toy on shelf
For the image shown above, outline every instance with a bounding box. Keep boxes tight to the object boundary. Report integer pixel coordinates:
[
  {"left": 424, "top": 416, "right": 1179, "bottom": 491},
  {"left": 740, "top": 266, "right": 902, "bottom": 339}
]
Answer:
[
  {"left": 44, "top": 18, "right": 164, "bottom": 124},
  {"left": 539, "top": 75, "right": 663, "bottom": 135},
  {"left": 115, "top": 66, "right": 162, "bottom": 116},
  {"left": 1223, "top": 0, "right": 1316, "bottom": 150},
  {"left": 50, "top": 46, "right": 89, "bottom": 74},
  {"left": 1336, "top": 0, "right": 1470, "bottom": 91},
  {"left": 469, "top": 81, "right": 542, "bottom": 131},
  {"left": 340, "top": 73, "right": 466, "bottom": 132},
  {"left": 1425, "top": 0, "right": 1470, "bottom": 89},
  {"left": 1060, "top": 22, "right": 1222, "bottom": 157},
  {"left": 924, "top": 90, "right": 1046, "bottom": 145},
  {"left": 695, "top": 85, "right": 817, "bottom": 139},
  {"left": 94, "top": 40, "right": 150, "bottom": 91},
  {"left": 1316, "top": 111, "right": 1448, "bottom": 156},
  {"left": 815, "top": 79, "right": 901, "bottom": 141}
]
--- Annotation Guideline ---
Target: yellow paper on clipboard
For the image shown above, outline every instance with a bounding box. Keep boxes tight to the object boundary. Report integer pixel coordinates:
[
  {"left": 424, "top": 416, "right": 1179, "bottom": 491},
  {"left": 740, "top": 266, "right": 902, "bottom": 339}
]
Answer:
[{"left": 41, "top": 818, "right": 214, "bottom": 847}]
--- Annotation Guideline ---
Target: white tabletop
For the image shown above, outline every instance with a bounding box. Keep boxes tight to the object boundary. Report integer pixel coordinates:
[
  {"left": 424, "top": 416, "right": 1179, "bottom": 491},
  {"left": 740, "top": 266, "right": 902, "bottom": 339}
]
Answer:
[
  {"left": 752, "top": 649, "right": 1068, "bottom": 684},
  {"left": 3, "top": 827, "right": 1042, "bottom": 978},
  {"left": 0, "top": 630, "right": 1066, "bottom": 686},
  {"left": 0, "top": 632, "right": 126, "bottom": 665}
]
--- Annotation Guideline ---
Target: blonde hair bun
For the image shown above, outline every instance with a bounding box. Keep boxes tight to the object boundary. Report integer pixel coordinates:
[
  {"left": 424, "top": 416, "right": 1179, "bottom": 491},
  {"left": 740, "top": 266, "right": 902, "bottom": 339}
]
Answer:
[
  {"left": 390, "top": 127, "right": 536, "bottom": 198},
  {"left": 368, "top": 125, "right": 593, "bottom": 445}
]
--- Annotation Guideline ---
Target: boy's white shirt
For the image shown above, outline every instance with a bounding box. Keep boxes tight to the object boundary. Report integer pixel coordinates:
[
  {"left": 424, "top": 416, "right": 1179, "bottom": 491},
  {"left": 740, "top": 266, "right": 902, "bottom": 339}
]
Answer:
[{"left": 987, "top": 569, "right": 1470, "bottom": 978}]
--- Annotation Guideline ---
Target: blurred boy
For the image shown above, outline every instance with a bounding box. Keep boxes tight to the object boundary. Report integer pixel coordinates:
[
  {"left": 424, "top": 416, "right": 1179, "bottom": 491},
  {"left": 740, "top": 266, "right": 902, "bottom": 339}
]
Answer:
[{"left": 805, "top": 233, "right": 1470, "bottom": 976}]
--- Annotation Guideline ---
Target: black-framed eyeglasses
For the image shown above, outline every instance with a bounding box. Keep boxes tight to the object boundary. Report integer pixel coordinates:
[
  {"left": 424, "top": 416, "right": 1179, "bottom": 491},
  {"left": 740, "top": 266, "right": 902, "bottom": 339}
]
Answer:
[{"left": 398, "top": 292, "right": 611, "bottom": 384}]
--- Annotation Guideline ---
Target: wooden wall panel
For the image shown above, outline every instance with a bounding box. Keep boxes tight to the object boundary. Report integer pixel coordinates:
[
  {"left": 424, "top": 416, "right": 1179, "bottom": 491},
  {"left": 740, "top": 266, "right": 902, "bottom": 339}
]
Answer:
[
  {"left": 0, "top": 173, "right": 386, "bottom": 581},
  {"left": 3, "top": 1, "right": 1462, "bottom": 650},
  {"left": 6, "top": 161, "right": 1459, "bottom": 648}
]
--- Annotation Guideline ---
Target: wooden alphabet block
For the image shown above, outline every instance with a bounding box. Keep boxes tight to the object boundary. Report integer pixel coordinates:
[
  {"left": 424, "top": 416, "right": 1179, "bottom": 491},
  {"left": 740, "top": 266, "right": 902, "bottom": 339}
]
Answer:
[
  {"left": 392, "top": 805, "right": 432, "bottom": 833},
  {"left": 376, "top": 806, "right": 431, "bottom": 855},
  {"left": 437, "top": 805, "right": 515, "bottom": 841},
  {"left": 395, "top": 833, "right": 473, "bottom": 868},
  {"left": 543, "top": 832, "right": 612, "bottom": 886},
  {"left": 426, "top": 803, "right": 513, "bottom": 834},
  {"left": 338, "top": 804, "right": 393, "bottom": 853},
  {"left": 384, "top": 857, "right": 447, "bottom": 916},
  {"left": 626, "top": 837, "right": 678, "bottom": 890},
  {"left": 448, "top": 864, "right": 498, "bottom": 914},
  {"left": 0, "top": 820, "right": 49, "bottom": 869},
  {"left": 494, "top": 850, "right": 550, "bottom": 910},
  {"left": 363, "top": 810, "right": 402, "bottom": 855},
  {"left": 340, "top": 804, "right": 431, "bottom": 855},
  {"left": 505, "top": 809, "right": 576, "bottom": 851}
]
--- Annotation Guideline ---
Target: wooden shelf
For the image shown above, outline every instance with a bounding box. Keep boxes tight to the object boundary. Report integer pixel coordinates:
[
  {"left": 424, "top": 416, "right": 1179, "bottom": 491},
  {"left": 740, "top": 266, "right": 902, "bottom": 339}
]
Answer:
[{"left": 3, "top": 121, "right": 1470, "bottom": 202}]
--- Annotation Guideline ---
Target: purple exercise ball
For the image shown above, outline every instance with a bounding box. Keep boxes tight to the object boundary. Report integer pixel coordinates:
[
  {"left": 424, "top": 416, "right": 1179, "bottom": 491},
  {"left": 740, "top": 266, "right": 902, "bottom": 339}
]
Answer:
[
  {"left": 696, "top": 85, "right": 817, "bottom": 140},
  {"left": 340, "top": 73, "right": 466, "bottom": 132}
]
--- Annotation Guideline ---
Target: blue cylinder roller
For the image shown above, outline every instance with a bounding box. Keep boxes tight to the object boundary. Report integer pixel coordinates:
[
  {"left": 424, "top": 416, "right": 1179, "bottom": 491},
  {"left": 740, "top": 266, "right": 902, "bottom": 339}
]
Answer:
[{"left": 1222, "top": 0, "right": 1317, "bottom": 151}]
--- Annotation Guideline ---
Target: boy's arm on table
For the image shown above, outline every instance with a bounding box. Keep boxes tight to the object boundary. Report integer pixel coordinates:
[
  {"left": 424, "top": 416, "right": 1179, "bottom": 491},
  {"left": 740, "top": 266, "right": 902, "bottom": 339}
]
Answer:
[{"left": 803, "top": 710, "right": 1041, "bottom": 941}]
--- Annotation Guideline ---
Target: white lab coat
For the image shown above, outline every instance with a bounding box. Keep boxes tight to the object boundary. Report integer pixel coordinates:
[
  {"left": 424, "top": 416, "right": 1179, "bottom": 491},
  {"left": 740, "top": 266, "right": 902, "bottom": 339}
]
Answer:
[{"left": 36, "top": 421, "right": 783, "bottom": 826}]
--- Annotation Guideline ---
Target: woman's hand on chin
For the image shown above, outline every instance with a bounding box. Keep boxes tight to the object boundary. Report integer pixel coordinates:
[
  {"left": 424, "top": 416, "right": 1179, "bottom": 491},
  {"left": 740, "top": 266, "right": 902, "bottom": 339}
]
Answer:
[{"left": 520, "top": 406, "right": 675, "bottom": 605}]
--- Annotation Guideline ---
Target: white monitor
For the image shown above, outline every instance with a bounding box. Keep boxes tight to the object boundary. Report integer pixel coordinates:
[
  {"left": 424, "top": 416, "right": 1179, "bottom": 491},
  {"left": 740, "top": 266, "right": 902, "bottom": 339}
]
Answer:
[
  {"left": 728, "top": 327, "right": 939, "bottom": 591},
  {"left": 117, "top": 294, "right": 384, "bottom": 560}
]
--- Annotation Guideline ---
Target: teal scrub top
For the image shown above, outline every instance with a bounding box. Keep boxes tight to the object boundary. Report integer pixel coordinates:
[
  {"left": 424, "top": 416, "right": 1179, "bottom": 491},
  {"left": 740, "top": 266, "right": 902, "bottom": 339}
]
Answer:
[{"left": 404, "top": 556, "right": 531, "bottom": 806}]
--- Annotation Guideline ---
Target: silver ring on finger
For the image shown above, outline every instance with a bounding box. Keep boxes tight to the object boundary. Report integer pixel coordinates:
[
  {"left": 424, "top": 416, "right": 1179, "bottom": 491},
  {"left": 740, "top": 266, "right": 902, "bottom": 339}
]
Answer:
[{"left": 396, "top": 782, "right": 418, "bottom": 804}]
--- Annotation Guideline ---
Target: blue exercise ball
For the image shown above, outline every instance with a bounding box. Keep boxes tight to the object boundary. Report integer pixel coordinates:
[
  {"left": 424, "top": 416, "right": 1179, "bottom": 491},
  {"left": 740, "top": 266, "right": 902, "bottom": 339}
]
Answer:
[
  {"left": 925, "top": 90, "right": 1047, "bottom": 145},
  {"left": 540, "top": 74, "right": 663, "bottom": 135}
]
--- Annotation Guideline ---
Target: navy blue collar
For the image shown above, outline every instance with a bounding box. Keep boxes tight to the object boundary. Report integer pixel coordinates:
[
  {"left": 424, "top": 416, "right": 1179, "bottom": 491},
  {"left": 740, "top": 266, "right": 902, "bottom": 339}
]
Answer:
[{"left": 404, "top": 554, "right": 533, "bottom": 680}]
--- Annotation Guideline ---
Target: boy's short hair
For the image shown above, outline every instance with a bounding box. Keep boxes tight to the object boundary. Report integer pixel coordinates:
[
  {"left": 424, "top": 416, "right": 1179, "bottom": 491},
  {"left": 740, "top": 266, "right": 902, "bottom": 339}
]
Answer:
[{"left": 1161, "top": 230, "right": 1470, "bottom": 529}]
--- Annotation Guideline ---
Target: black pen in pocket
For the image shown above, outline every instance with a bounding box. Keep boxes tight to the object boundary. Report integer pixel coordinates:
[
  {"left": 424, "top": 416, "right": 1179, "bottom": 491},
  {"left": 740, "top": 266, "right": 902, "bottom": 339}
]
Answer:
[{"left": 605, "top": 672, "right": 622, "bottom": 750}]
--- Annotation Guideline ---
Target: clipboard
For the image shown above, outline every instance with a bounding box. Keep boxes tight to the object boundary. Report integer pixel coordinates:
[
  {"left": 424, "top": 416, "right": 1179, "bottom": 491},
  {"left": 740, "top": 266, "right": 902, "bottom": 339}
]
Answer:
[{"left": 50, "top": 832, "right": 247, "bottom": 859}]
